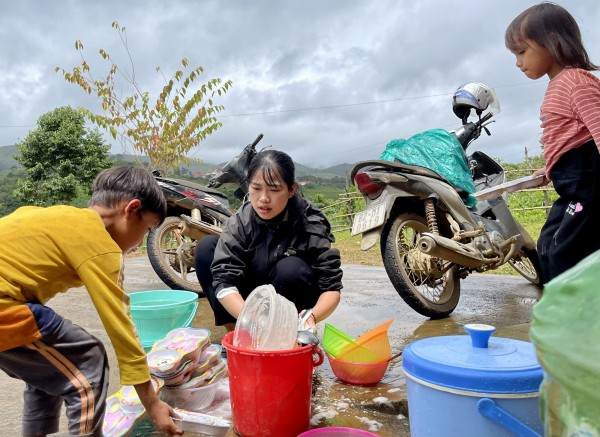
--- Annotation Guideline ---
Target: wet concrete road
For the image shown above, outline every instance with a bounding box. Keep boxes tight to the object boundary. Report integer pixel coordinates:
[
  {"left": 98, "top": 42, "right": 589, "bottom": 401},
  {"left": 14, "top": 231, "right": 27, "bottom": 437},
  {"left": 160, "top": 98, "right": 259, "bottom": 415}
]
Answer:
[{"left": 0, "top": 258, "right": 541, "bottom": 436}]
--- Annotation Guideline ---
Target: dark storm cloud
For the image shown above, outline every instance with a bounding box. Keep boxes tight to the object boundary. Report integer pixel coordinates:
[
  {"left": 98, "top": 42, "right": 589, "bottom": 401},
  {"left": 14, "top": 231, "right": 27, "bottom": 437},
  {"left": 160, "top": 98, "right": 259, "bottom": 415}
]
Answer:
[{"left": 1, "top": 0, "right": 599, "bottom": 167}]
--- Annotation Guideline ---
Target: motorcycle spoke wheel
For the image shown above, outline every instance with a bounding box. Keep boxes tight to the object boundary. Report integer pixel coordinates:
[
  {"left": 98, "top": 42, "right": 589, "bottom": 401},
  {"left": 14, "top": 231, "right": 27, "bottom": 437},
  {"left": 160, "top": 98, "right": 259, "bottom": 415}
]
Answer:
[
  {"left": 508, "top": 248, "right": 543, "bottom": 286},
  {"left": 382, "top": 212, "right": 459, "bottom": 318},
  {"left": 397, "top": 221, "right": 451, "bottom": 301},
  {"left": 147, "top": 216, "right": 202, "bottom": 294}
]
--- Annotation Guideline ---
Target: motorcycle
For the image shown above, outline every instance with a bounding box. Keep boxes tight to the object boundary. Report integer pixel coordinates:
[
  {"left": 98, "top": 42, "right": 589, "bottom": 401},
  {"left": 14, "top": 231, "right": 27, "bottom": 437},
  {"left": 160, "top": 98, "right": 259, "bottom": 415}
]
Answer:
[
  {"left": 349, "top": 83, "right": 543, "bottom": 318},
  {"left": 147, "top": 134, "right": 263, "bottom": 293}
]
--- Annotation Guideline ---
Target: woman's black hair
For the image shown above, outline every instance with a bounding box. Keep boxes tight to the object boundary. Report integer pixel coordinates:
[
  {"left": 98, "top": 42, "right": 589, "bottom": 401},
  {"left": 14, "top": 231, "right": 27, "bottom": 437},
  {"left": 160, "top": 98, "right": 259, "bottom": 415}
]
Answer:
[
  {"left": 505, "top": 2, "right": 598, "bottom": 71},
  {"left": 247, "top": 149, "right": 296, "bottom": 189},
  {"left": 89, "top": 165, "right": 167, "bottom": 223}
]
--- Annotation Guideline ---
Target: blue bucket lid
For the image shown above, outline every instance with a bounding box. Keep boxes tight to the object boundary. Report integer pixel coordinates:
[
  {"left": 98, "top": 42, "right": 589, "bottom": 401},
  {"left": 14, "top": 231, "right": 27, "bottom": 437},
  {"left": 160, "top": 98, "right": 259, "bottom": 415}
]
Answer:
[{"left": 402, "top": 324, "right": 542, "bottom": 394}]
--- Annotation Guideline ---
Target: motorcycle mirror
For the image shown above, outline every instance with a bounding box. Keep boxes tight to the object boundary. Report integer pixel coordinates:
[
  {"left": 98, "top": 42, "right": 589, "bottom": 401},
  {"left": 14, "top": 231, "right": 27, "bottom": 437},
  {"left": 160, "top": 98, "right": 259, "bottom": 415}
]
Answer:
[
  {"left": 234, "top": 186, "right": 246, "bottom": 199},
  {"left": 461, "top": 112, "right": 470, "bottom": 126},
  {"left": 251, "top": 133, "right": 264, "bottom": 147}
]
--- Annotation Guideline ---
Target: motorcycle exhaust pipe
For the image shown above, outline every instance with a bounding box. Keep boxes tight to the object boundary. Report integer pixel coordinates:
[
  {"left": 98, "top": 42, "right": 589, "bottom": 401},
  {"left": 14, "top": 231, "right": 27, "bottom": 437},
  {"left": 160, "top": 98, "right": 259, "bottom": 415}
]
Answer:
[{"left": 418, "top": 233, "right": 492, "bottom": 269}]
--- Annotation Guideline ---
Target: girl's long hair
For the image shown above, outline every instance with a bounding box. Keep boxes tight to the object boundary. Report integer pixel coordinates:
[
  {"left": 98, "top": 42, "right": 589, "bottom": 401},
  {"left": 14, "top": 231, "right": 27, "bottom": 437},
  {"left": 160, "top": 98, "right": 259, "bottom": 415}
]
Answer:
[{"left": 505, "top": 2, "right": 598, "bottom": 71}]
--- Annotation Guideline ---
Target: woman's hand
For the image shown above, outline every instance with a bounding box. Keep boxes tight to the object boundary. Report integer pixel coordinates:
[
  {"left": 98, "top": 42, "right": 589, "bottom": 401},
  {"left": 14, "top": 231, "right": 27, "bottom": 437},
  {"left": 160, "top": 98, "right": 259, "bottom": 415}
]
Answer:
[
  {"left": 300, "top": 291, "right": 341, "bottom": 329},
  {"left": 217, "top": 288, "right": 245, "bottom": 319},
  {"left": 299, "top": 309, "right": 317, "bottom": 331}
]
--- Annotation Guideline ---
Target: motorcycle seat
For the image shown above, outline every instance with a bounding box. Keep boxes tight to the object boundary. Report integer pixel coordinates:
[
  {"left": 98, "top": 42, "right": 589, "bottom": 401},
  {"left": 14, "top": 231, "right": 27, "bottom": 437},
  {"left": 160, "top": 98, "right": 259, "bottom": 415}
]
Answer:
[
  {"left": 156, "top": 176, "right": 227, "bottom": 199},
  {"left": 350, "top": 159, "right": 444, "bottom": 181}
]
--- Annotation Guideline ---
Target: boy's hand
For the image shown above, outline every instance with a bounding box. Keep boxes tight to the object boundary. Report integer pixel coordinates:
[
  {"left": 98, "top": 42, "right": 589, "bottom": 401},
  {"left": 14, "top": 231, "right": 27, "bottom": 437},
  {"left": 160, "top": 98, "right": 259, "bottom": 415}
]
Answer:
[
  {"left": 134, "top": 380, "right": 183, "bottom": 435},
  {"left": 146, "top": 399, "right": 184, "bottom": 436}
]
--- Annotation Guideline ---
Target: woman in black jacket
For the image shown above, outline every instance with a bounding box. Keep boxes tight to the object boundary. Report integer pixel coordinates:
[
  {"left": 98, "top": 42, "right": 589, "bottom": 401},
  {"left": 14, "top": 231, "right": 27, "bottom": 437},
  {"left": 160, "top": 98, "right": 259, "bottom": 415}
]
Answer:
[{"left": 195, "top": 149, "right": 343, "bottom": 332}]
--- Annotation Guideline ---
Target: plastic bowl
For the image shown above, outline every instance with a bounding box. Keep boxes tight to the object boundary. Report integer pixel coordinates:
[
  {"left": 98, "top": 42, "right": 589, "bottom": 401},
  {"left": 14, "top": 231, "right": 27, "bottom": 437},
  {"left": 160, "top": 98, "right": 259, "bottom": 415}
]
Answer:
[
  {"left": 129, "top": 290, "right": 198, "bottom": 350},
  {"left": 161, "top": 360, "right": 198, "bottom": 387},
  {"left": 177, "top": 359, "right": 228, "bottom": 389},
  {"left": 233, "top": 285, "right": 297, "bottom": 351},
  {"left": 355, "top": 320, "right": 393, "bottom": 347},
  {"left": 327, "top": 353, "right": 389, "bottom": 386},
  {"left": 298, "top": 427, "right": 381, "bottom": 436},
  {"left": 336, "top": 330, "right": 390, "bottom": 363},
  {"left": 151, "top": 327, "right": 211, "bottom": 364},
  {"left": 337, "top": 320, "right": 392, "bottom": 363},
  {"left": 159, "top": 380, "right": 221, "bottom": 411},
  {"left": 147, "top": 349, "right": 184, "bottom": 375},
  {"left": 322, "top": 323, "right": 359, "bottom": 358}
]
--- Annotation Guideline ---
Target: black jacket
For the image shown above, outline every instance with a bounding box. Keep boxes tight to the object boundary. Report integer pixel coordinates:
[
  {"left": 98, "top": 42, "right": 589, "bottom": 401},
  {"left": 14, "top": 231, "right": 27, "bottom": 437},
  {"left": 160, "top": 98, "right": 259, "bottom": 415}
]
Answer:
[{"left": 211, "top": 193, "right": 343, "bottom": 295}]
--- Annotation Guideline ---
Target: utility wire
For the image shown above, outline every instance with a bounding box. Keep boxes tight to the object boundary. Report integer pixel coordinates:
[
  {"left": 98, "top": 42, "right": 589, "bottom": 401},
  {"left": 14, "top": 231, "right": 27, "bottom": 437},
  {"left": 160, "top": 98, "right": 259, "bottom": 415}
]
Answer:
[
  {"left": 1, "top": 81, "right": 542, "bottom": 128},
  {"left": 214, "top": 81, "right": 542, "bottom": 118}
]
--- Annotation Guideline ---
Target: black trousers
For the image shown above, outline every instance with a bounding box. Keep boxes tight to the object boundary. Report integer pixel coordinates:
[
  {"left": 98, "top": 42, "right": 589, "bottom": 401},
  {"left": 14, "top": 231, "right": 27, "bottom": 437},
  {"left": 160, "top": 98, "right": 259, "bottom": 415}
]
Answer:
[
  {"left": 538, "top": 141, "right": 600, "bottom": 282},
  {"left": 195, "top": 235, "right": 320, "bottom": 325}
]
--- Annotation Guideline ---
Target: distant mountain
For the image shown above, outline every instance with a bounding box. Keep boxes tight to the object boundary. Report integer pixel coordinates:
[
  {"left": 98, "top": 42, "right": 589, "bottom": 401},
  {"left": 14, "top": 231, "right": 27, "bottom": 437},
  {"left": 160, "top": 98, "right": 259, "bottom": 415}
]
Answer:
[
  {"left": 0, "top": 145, "right": 355, "bottom": 179},
  {"left": 295, "top": 162, "right": 350, "bottom": 179},
  {"left": 313, "top": 163, "right": 356, "bottom": 178}
]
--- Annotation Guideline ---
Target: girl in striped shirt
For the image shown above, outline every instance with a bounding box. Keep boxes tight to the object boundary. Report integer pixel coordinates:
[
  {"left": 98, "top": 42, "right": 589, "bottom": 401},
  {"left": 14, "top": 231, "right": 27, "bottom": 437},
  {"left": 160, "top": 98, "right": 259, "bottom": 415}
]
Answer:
[{"left": 505, "top": 2, "right": 600, "bottom": 283}]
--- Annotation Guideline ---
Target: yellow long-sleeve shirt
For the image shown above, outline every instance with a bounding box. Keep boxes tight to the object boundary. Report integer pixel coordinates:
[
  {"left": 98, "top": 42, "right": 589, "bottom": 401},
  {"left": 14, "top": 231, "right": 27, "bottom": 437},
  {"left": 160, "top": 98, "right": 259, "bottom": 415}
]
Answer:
[{"left": 0, "top": 205, "right": 149, "bottom": 386}]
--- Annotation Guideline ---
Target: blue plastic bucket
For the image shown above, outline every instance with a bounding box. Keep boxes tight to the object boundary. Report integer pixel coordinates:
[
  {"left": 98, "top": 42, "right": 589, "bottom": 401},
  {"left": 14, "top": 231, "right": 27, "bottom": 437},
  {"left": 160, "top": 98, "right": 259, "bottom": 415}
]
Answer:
[
  {"left": 129, "top": 290, "right": 198, "bottom": 350},
  {"left": 402, "top": 324, "right": 543, "bottom": 437}
]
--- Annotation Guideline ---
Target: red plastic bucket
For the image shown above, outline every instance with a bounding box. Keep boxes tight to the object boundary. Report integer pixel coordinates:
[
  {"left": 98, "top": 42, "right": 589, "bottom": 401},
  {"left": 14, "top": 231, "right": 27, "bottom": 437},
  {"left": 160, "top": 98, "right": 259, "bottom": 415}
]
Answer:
[{"left": 222, "top": 331, "right": 324, "bottom": 437}]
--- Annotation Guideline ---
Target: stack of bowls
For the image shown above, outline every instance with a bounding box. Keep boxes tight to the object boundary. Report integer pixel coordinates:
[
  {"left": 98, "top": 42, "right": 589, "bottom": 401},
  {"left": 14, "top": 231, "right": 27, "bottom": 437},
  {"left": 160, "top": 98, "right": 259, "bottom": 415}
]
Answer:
[
  {"left": 323, "top": 320, "right": 393, "bottom": 386},
  {"left": 233, "top": 285, "right": 298, "bottom": 351},
  {"left": 147, "top": 327, "right": 228, "bottom": 411}
]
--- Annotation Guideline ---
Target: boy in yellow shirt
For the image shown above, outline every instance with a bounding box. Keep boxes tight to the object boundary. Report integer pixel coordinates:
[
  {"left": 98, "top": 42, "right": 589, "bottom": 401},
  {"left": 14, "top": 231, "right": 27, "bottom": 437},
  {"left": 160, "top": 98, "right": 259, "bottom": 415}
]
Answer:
[{"left": 0, "top": 166, "right": 182, "bottom": 436}]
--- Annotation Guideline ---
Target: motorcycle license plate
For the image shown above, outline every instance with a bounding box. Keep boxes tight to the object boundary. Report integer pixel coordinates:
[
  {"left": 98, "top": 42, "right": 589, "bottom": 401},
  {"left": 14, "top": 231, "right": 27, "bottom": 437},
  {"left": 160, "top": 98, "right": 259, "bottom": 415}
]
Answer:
[{"left": 351, "top": 204, "right": 386, "bottom": 236}]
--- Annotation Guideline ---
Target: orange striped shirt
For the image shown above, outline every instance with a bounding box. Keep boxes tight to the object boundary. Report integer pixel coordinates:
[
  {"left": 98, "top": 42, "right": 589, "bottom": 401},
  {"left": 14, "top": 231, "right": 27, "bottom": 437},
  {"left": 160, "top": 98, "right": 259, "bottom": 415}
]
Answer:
[{"left": 540, "top": 68, "right": 600, "bottom": 177}]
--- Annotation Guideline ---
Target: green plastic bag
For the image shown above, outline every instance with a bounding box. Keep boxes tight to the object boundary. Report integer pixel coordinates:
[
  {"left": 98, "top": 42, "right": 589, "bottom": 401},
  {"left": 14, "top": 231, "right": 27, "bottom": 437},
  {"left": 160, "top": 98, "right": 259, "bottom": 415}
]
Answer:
[
  {"left": 530, "top": 249, "right": 600, "bottom": 436},
  {"left": 379, "top": 128, "right": 477, "bottom": 206}
]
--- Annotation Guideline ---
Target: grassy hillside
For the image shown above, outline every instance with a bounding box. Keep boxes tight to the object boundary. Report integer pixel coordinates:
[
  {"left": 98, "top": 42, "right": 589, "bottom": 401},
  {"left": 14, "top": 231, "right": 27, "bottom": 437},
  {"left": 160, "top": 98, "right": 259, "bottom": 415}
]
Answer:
[
  {"left": 0, "top": 145, "right": 355, "bottom": 179},
  {"left": 0, "top": 145, "right": 20, "bottom": 171}
]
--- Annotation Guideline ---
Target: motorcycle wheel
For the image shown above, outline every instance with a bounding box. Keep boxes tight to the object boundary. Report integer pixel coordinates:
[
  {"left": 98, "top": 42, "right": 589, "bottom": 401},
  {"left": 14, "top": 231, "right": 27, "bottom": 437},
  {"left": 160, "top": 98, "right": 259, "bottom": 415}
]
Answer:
[
  {"left": 508, "top": 248, "right": 544, "bottom": 286},
  {"left": 382, "top": 212, "right": 460, "bottom": 318},
  {"left": 147, "top": 216, "right": 203, "bottom": 294}
]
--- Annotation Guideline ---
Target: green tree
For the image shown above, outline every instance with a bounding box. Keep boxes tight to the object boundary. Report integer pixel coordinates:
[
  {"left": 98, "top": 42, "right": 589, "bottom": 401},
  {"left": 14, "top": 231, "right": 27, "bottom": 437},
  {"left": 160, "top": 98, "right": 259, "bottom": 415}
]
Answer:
[
  {"left": 14, "top": 106, "right": 111, "bottom": 206},
  {"left": 56, "top": 21, "right": 233, "bottom": 175}
]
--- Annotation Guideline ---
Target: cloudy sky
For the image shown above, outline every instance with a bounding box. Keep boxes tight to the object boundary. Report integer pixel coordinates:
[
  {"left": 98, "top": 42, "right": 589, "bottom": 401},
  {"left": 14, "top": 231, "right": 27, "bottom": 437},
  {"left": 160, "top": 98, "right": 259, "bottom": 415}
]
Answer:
[{"left": 1, "top": 0, "right": 599, "bottom": 168}]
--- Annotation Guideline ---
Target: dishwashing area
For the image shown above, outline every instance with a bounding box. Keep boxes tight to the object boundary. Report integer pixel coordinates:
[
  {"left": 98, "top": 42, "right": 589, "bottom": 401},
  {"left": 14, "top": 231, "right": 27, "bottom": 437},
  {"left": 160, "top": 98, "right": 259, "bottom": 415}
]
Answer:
[{"left": 0, "top": 259, "right": 545, "bottom": 437}]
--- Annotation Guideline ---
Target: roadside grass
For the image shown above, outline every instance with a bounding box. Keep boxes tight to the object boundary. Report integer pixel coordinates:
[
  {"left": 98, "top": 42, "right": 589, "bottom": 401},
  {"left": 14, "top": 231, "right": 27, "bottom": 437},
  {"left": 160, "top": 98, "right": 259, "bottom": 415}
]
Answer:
[
  {"left": 333, "top": 231, "right": 382, "bottom": 266},
  {"left": 134, "top": 184, "right": 550, "bottom": 275},
  {"left": 488, "top": 209, "right": 544, "bottom": 275}
]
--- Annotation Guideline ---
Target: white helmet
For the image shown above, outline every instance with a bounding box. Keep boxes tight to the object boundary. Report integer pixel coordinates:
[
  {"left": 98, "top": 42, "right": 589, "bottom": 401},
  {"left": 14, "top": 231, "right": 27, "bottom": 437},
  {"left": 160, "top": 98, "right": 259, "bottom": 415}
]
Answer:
[{"left": 452, "top": 82, "right": 500, "bottom": 120}]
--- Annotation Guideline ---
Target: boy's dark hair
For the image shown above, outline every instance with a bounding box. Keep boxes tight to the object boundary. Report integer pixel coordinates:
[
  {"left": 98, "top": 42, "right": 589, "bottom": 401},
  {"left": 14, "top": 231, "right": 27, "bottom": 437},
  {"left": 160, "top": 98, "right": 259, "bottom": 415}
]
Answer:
[
  {"left": 248, "top": 149, "right": 296, "bottom": 189},
  {"left": 89, "top": 166, "right": 167, "bottom": 223},
  {"left": 505, "top": 2, "right": 598, "bottom": 71}
]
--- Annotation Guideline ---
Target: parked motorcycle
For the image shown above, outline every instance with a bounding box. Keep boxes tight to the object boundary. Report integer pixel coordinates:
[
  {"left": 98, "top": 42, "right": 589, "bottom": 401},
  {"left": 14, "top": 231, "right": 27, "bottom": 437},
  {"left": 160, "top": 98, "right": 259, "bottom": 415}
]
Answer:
[
  {"left": 147, "top": 134, "right": 263, "bottom": 293},
  {"left": 349, "top": 83, "right": 543, "bottom": 318}
]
